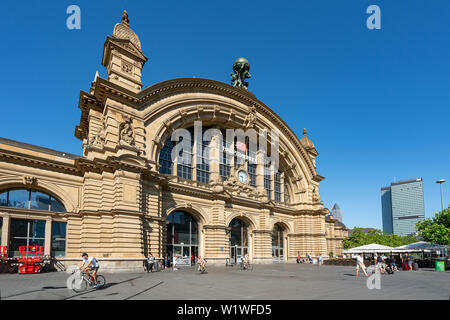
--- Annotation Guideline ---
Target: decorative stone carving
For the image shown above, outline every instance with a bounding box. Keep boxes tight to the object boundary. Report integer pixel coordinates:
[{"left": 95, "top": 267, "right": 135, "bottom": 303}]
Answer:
[
  {"left": 119, "top": 116, "right": 136, "bottom": 147},
  {"left": 23, "top": 176, "right": 36, "bottom": 185},
  {"left": 243, "top": 106, "right": 256, "bottom": 129},
  {"left": 121, "top": 60, "right": 133, "bottom": 74},
  {"left": 89, "top": 117, "right": 106, "bottom": 148},
  {"left": 223, "top": 169, "right": 258, "bottom": 199},
  {"left": 312, "top": 186, "right": 321, "bottom": 203}
]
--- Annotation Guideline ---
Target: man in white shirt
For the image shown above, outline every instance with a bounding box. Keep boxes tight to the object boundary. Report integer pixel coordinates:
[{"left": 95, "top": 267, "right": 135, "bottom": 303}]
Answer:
[
  {"left": 79, "top": 253, "right": 100, "bottom": 286},
  {"left": 355, "top": 254, "right": 368, "bottom": 277}
]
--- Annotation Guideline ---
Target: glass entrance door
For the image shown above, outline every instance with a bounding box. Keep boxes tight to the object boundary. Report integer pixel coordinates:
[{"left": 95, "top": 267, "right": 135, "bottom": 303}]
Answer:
[
  {"left": 272, "top": 224, "right": 285, "bottom": 263},
  {"left": 166, "top": 211, "right": 200, "bottom": 267},
  {"left": 230, "top": 245, "right": 248, "bottom": 264},
  {"left": 229, "top": 218, "right": 249, "bottom": 264},
  {"left": 272, "top": 247, "right": 284, "bottom": 263}
]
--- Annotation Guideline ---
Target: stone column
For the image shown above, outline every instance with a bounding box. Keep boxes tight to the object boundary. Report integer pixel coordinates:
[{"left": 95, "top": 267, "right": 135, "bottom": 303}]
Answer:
[
  {"left": 255, "top": 150, "right": 266, "bottom": 198},
  {"left": 208, "top": 134, "right": 221, "bottom": 184},
  {"left": 1, "top": 214, "right": 10, "bottom": 247},
  {"left": 44, "top": 217, "right": 52, "bottom": 256}
]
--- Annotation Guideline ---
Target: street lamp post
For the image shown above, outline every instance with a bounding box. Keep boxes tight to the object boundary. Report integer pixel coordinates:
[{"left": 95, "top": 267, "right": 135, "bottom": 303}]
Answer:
[{"left": 436, "top": 179, "right": 446, "bottom": 211}]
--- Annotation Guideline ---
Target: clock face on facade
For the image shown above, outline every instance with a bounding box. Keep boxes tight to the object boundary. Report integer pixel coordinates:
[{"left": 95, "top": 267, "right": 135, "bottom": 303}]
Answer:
[{"left": 237, "top": 170, "right": 248, "bottom": 184}]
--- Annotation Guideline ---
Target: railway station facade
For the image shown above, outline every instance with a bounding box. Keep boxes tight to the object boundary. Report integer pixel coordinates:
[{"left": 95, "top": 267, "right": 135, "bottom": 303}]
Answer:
[{"left": 0, "top": 12, "right": 347, "bottom": 271}]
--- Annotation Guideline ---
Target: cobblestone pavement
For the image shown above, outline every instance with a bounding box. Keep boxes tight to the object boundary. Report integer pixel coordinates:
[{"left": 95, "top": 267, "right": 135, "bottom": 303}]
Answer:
[{"left": 0, "top": 264, "right": 448, "bottom": 300}]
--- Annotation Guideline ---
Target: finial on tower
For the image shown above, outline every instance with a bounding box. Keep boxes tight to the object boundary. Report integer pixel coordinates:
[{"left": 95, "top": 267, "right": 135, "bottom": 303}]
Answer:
[
  {"left": 121, "top": 10, "right": 130, "bottom": 26},
  {"left": 303, "top": 128, "right": 307, "bottom": 136}
]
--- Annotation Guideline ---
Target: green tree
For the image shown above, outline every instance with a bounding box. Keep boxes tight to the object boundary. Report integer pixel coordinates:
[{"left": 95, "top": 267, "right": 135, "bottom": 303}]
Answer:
[
  {"left": 416, "top": 208, "right": 450, "bottom": 245},
  {"left": 343, "top": 227, "right": 417, "bottom": 250}
]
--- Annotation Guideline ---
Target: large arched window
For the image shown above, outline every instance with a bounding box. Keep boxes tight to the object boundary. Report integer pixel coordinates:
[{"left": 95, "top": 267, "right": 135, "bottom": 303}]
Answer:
[
  {"left": 229, "top": 218, "right": 248, "bottom": 264},
  {"left": 166, "top": 211, "right": 199, "bottom": 262},
  {"left": 0, "top": 188, "right": 66, "bottom": 212}
]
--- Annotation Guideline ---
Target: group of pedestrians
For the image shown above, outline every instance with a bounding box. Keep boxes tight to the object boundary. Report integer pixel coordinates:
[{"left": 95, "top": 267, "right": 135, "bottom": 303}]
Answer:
[
  {"left": 145, "top": 252, "right": 172, "bottom": 272},
  {"left": 145, "top": 253, "right": 207, "bottom": 272},
  {"left": 354, "top": 252, "right": 416, "bottom": 276},
  {"left": 295, "top": 252, "right": 323, "bottom": 265}
]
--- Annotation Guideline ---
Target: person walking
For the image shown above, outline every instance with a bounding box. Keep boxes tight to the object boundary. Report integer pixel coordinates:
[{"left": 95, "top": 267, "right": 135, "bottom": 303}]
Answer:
[
  {"left": 355, "top": 253, "right": 369, "bottom": 277},
  {"left": 407, "top": 254, "right": 414, "bottom": 271},
  {"left": 173, "top": 255, "right": 178, "bottom": 270},
  {"left": 376, "top": 253, "right": 385, "bottom": 274},
  {"left": 317, "top": 254, "right": 323, "bottom": 266},
  {"left": 146, "top": 253, "right": 155, "bottom": 272}
]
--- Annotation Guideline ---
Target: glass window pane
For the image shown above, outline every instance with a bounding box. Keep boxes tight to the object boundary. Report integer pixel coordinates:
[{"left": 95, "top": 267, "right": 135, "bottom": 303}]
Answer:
[
  {"left": 51, "top": 222, "right": 66, "bottom": 257},
  {"left": 8, "top": 189, "right": 29, "bottom": 209},
  {"left": 50, "top": 197, "right": 66, "bottom": 212},
  {"left": 29, "top": 238, "right": 45, "bottom": 248},
  {"left": 30, "top": 191, "right": 50, "bottom": 211},
  {"left": 191, "top": 218, "right": 198, "bottom": 245},
  {"left": 10, "top": 219, "right": 28, "bottom": 238},
  {"left": 9, "top": 238, "right": 27, "bottom": 257},
  {"left": 29, "top": 220, "right": 46, "bottom": 239},
  {"left": 173, "top": 213, "right": 190, "bottom": 244},
  {"left": 0, "top": 191, "right": 7, "bottom": 206},
  {"left": 52, "top": 222, "right": 66, "bottom": 238}
]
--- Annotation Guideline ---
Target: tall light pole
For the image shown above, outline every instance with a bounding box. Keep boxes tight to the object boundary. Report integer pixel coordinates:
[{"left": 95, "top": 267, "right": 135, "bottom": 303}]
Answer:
[{"left": 436, "top": 179, "right": 446, "bottom": 211}]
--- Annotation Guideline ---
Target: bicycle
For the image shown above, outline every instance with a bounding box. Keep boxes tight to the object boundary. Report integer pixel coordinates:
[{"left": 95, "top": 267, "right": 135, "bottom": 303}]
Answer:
[
  {"left": 239, "top": 261, "right": 254, "bottom": 271},
  {"left": 70, "top": 270, "right": 106, "bottom": 292},
  {"left": 197, "top": 262, "right": 208, "bottom": 274}
]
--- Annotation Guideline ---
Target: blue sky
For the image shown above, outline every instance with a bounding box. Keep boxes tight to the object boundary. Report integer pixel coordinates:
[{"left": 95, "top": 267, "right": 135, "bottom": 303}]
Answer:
[{"left": 1, "top": 1, "right": 449, "bottom": 229}]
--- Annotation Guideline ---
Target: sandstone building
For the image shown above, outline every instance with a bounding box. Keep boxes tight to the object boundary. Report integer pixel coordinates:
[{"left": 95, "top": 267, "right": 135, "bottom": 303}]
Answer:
[{"left": 0, "top": 11, "right": 347, "bottom": 271}]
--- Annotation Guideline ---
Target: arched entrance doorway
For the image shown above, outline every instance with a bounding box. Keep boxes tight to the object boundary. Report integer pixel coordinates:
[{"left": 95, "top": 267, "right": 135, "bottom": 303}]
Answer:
[
  {"left": 166, "top": 211, "right": 199, "bottom": 265},
  {"left": 272, "top": 223, "right": 285, "bottom": 263},
  {"left": 229, "top": 218, "right": 249, "bottom": 264}
]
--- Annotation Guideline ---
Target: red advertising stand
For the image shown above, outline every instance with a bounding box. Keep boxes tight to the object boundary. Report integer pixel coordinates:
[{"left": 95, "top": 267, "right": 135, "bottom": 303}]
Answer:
[
  {"left": 18, "top": 246, "right": 43, "bottom": 274},
  {"left": 0, "top": 246, "right": 7, "bottom": 273},
  {"left": 0, "top": 246, "right": 7, "bottom": 262}
]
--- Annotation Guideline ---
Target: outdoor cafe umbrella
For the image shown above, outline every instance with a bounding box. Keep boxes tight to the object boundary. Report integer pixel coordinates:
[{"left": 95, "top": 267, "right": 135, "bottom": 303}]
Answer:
[
  {"left": 395, "top": 241, "right": 446, "bottom": 253},
  {"left": 343, "top": 243, "right": 396, "bottom": 254}
]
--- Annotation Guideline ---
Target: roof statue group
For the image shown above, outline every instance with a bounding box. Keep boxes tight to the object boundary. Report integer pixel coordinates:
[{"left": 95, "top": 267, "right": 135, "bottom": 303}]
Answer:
[{"left": 230, "top": 57, "right": 251, "bottom": 90}]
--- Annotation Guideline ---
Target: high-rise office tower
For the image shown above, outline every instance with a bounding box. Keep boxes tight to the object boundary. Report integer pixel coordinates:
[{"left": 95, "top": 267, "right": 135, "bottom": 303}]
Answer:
[
  {"left": 381, "top": 178, "right": 425, "bottom": 236},
  {"left": 331, "top": 203, "right": 343, "bottom": 223}
]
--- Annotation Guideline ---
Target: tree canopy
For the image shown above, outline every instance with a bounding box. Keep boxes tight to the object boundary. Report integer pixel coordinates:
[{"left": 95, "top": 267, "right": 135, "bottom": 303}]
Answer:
[
  {"left": 416, "top": 208, "right": 450, "bottom": 245},
  {"left": 343, "top": 228, "right": 417, "bottom": 250}
]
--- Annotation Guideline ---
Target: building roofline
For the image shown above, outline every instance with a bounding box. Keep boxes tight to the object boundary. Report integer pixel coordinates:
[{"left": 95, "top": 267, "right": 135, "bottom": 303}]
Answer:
[
  {"left": 391, "top": 178, "right": 422, "bottom": 186},
  {"left": 0, "top": 137, "right": 82, "bottom": 160}
]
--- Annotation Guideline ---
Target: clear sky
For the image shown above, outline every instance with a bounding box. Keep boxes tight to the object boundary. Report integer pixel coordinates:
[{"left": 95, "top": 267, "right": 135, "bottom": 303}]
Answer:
[{"left": 1, "top": 0, "right": 449, "bottom": 229}]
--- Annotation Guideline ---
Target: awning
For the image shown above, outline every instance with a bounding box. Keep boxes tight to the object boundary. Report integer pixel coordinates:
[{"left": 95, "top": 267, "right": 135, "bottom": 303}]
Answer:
[{"left": 343, "top": 243, "right": 396, "bottom": 254}]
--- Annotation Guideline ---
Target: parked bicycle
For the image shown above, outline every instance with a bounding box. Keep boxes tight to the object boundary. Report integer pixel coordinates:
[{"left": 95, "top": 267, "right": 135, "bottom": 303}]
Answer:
[{"left": 70, "top": 270, "right": 106, "bottom": 292}]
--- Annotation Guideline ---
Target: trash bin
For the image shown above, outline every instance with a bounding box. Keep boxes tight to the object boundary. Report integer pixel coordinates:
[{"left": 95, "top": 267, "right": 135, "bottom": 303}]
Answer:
[{"left": 435, "top": 260, "right": 445, "bottom": 271}]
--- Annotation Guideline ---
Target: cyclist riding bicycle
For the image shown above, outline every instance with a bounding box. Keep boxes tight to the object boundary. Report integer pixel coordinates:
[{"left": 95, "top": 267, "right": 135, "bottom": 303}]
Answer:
[
  {"left": 79, "top": 253, "right": 100, "bottom": 288},
  {"left": 241, "top": 253, "right": 249, "bottom": 270},
  {"left": 198, "top": 257, "right": 207, "bottom": 273}
]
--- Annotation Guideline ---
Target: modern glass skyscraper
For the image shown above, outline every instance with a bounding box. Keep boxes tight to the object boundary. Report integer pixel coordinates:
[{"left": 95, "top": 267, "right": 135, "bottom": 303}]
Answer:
[{"left": 381, "top": 178, "right": 425, "bottom": 236}]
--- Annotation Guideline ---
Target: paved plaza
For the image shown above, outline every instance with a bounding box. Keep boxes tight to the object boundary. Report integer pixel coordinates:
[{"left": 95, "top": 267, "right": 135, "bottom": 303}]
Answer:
[{"left": 0, "top": 264, "right": 448, "bottom": 300}]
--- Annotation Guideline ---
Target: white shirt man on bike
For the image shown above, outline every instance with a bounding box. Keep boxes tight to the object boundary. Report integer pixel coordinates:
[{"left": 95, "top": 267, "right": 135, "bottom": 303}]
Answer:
[
  {"left": 198, "top": 257, "right": 207, "bottom": 272},
  {"left": 79, "top": 253, "right": 99, "bottom": 287},
  {"left": 241, "top": 253, "right": 249, "bottom": 269}
]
